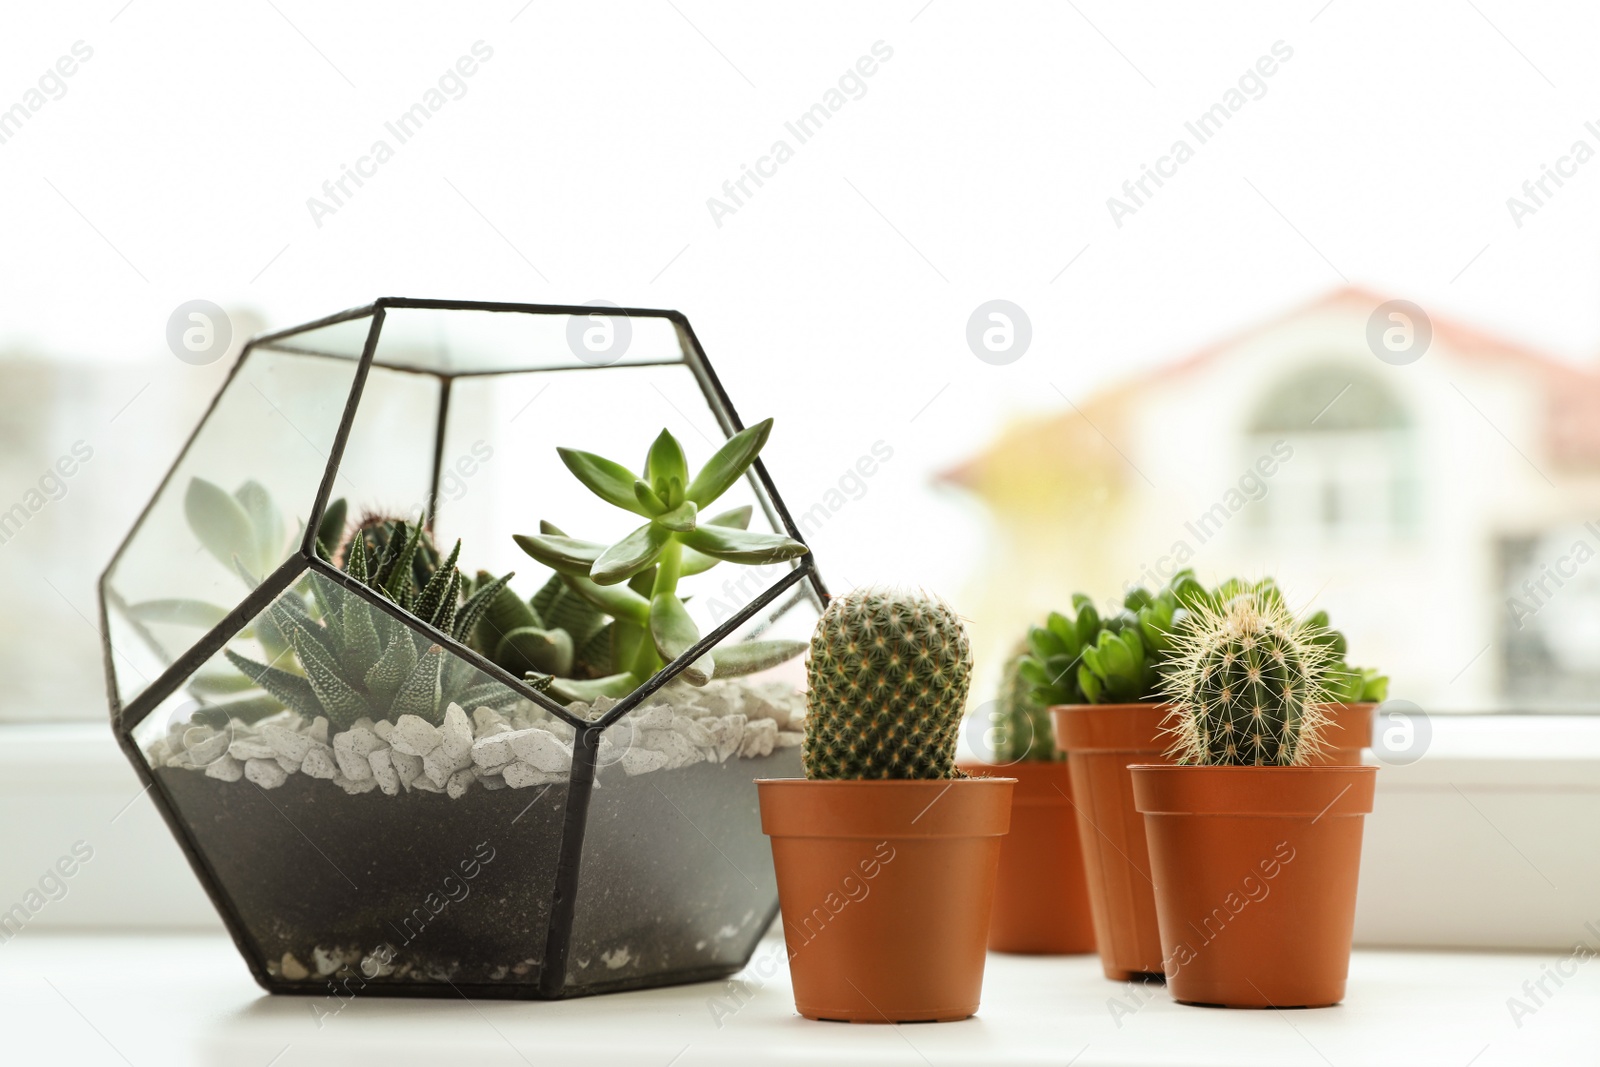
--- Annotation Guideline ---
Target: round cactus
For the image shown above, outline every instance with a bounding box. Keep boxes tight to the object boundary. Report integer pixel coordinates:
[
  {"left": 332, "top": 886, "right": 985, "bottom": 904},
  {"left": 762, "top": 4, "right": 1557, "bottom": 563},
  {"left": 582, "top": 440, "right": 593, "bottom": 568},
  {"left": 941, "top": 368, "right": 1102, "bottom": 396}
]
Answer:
[
  {"left": 1160, "top": 591, "right": 1333, "bottom": 767},
  {"left": 802, "top": 589, "right": 972, "bottom": 780}
]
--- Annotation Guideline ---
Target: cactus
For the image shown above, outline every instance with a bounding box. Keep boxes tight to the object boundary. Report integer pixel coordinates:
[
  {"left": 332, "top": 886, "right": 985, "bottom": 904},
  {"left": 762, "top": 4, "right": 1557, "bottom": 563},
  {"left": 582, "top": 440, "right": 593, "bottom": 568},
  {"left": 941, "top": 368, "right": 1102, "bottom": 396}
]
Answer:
[
  {"left": 513, "top": 420, "right": 811, "bottom": 701},
  {"left": 802, "top": 589, "right": 971, "bottom": 780},
  {"left": 1160, "top": 590, "right": 1334, "bottom": 767}
]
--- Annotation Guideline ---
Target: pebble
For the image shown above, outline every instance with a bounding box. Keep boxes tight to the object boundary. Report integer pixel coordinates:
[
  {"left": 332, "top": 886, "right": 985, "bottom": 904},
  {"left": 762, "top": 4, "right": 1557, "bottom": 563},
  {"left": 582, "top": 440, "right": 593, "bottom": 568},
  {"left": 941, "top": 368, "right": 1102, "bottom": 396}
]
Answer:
[
  {"left": 262, "top": 724, "right": 310, "bottom": 763},
  {"left": 336, "top": 774, "right": 378, "bottom": 795},
  {"left": 673, "top": 715, "right": 715, "bottom": 749},
  {"left": 439, "top": 704, "right": 473, "bottom": 763},
  {"left": 280, "top": 953, "right": 310, "bottom": 981},
  {"left": 503, "top": 762, "right": 565, "bottom": 788},
  {"left": 205, "top": 754, "right": 243, "bottom": 782},
  {"left": 301, "top": 743, "right": 338, "bottom": 780},
  {"left": 620, "top": 746, "right": 668, "bottom": 776},
  {"left": 368, "top": 749, "right": 400, "bottom": 796},
  {"left": 740, "top": 718, "right": 778, "bottom": 759},
  {"left": 446, "top": 768, "right": 475, "bottom": 800},
  {"left": 372, "top": 719, "right": 394, "bottom": 743},
  {"left": 471, "top": 733, "right": 516, "bottom": 770},
  {"left": 472, "top": 706, "right": 508, "bottom": 735},
  {"left": 184, "top": 726, "right": 230, "bottom": 765},
  {"left": 308, "top": 717, "right": 330, "bottom": 745},
  {"left": 229, "top": 738, "right": 276, "bottom": 761},
  {"left": 507, "top": 729, "right": 571, "bottom": 773},
  {"left": 423, "top": 741, "right": 473, "bottom": 787},
  {"left": 390, "top": 750, "right": 422, "bottom": 789},
  {"left": 390, "top": 714, "right": 442, "bottom": 757},
  {"left": 714, "top": 714, "right": 747, "bottom": 763},
  {"left": 333, "top": 727, "right": 382, "bottom": 782},
  {"left": 775, "top": 731, "right": 803, "bottom": 748},
  {"left": 645, "top": 728, "right": 701, "bottom": 770},
  {"left": 245, "top": 758, "right": 288, "bottom": 789},
  {"left": 630, "top": 704, "right": 672, "bottom": 730}
]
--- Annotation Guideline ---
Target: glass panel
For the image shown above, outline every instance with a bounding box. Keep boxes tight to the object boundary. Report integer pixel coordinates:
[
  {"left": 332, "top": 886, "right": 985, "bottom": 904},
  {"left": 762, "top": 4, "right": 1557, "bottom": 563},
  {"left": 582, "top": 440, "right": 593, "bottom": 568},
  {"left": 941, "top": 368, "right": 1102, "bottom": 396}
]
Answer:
[
  {"left": 327, "top": 366, "right": 443, "bottom": 526},
  {"left": 369, "top": 306, "right": 687, "bottom": 376},
  {"left": 434, "top": 361, "right": 808, "bottom": 708},
  {"left": 104, "top": 341, "right": 367, "bottom": 707},
  {"left": 561, "top": 589, "right": 818, "bottom": 993},
  {"left": 139, "top": 570, "right": 568, "bottom": 989},
  {"left": 257, "top": 312, "right": 376, "bottom": 361}
]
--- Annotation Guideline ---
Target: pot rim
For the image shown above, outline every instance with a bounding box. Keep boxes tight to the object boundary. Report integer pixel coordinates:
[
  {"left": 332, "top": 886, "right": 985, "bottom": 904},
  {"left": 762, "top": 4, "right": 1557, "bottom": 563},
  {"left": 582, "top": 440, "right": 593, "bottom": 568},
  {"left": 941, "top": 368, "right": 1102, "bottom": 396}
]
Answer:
[
  {"left": 756, "top": 776, "right": 1016, "bottom": 839},
  {"left": 1050, "top": 702, "right": 1174, "bottom": 755},
  {"left": 1128, "top": 763, "right": 1377, "bottom": 818}
]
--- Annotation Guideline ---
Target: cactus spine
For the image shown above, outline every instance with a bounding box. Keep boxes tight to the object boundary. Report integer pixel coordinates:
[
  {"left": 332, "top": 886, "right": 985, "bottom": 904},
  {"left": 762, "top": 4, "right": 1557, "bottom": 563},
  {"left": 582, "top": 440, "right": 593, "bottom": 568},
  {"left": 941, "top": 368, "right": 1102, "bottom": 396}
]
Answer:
[
  {"left": 803, "top": 589, "right": 971, "bottom": 780},
  {"left": 1161, "top": 591, "right": 1333, "bottom": 767}
]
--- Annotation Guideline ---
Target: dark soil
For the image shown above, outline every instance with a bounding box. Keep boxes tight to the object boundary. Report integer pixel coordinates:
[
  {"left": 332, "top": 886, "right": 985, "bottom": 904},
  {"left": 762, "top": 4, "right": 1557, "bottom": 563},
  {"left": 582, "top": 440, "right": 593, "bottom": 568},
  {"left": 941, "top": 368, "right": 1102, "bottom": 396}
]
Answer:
[{"left": 157, "top": 746, "right": 800, "bottom": 998}]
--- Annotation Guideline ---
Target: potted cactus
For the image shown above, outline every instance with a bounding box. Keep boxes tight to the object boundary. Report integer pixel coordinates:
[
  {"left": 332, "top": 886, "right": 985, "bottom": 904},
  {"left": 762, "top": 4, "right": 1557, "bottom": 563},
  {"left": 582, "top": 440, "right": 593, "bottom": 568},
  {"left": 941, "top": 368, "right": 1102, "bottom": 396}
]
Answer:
[
  {"left": 1130, "top": 590, "right": 1377, "bottom": 1008},
  {"left": 757, "top": 589, "right": 1014, "bottom": 1023},
  {"left": 956, "top": 639, "right": 1095, "bottom": 955},
  {"left": 1050, "top": 572, "right": 1384, "bottom": 982}
]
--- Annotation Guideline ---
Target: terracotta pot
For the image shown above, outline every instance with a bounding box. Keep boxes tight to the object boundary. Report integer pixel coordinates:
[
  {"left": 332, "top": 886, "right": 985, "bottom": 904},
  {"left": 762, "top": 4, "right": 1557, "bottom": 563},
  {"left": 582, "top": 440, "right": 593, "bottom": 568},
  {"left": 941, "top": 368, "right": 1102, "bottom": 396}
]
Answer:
[
  {"left": 1130, "top": 764, "right": 1377, "bottom": 1008},
  {"left": 1316, "top": 703, "right": 1375, "bottom": 765},
  {"left": 957, "top": 759, "right": 1095, "bottom": 955},
  {"left": 1050, "top": 703, "right": 1171, "bottom": 980},
  {"left": 756, "top": 777, "right": 1014, "bottom": 1023}
]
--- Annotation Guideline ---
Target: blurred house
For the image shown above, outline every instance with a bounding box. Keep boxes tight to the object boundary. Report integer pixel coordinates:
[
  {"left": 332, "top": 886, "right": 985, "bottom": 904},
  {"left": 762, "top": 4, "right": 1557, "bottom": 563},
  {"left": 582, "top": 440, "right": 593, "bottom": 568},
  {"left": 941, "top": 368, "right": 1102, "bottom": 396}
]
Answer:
[{"left": 942, "top": 287, "right": 1600, "bottom": 712}]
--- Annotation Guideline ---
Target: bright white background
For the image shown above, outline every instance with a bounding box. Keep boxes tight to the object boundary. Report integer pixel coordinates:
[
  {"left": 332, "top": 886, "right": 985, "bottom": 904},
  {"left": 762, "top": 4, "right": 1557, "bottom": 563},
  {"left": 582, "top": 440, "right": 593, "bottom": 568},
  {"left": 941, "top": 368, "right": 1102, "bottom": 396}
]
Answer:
[
  {"left": 7, "top": 1, "right": 1600, "bottom": 715},
  {"left": 4, "top": 6, "right": 1600, "bottom": 1063}
]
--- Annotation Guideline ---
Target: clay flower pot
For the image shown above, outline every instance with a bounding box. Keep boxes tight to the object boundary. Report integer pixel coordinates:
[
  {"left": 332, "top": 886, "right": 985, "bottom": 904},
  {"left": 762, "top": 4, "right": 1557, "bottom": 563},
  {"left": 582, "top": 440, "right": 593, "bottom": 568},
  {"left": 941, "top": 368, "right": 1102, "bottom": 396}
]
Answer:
[
  {"left": 1130, "top": 764, "right": 1377, "bottom": 1008},
  {"left": 958, "top": 758, "right": 1095, "bottom": 955},
  {"left": 1050, "top": 703, "right": 1172, "bottom": 980},
  {"left": 1316, "top": 703, "right": 1375, "bottom": 765},
  {"left": 756, "top": 777, "right": 1014, "bottom": 1022},
  {"left": 1052, "top": 702, "right": 1374, "bottom": 981}
]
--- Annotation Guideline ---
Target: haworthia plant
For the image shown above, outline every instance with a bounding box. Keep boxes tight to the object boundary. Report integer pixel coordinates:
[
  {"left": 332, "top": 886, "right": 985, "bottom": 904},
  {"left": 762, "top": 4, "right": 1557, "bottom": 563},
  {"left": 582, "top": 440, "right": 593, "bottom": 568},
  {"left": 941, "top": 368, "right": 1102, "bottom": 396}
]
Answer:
[{"left": 223, "top": 516, "right": 517, "bottom": 729}]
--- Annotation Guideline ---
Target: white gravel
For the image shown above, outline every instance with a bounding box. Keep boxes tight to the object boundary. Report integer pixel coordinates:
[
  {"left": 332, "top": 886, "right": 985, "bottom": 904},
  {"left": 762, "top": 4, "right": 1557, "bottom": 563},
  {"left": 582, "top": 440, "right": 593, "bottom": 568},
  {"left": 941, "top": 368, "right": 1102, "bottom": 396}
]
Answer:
[{"left": 149, "top": 678, "right": 807, "bottom": 801}]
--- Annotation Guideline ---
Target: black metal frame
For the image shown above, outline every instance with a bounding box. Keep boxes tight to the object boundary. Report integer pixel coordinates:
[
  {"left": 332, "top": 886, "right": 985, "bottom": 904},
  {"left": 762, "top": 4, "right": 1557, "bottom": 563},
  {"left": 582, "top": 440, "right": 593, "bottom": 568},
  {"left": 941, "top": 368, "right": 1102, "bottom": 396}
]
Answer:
[{"left": 98, "top": 298, "right": 829, "bottom": 999}]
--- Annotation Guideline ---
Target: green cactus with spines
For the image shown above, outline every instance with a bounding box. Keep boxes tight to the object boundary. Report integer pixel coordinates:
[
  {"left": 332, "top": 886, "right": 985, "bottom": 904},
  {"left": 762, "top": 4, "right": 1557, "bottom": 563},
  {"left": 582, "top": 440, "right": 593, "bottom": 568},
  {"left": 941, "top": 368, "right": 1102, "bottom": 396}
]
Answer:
[
  {"left": 1161, "top": 590, "right": 1335, "bottom": 767},
  {"left": 802, "top": 589, "right": 972, "bottom": 780}
]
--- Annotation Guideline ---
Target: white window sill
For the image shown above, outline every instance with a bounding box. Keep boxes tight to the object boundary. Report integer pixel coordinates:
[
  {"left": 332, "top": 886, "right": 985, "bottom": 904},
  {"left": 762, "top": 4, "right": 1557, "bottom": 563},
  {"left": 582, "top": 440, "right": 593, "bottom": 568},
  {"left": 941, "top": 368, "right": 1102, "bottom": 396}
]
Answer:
[
  {"left": 1, "top": 932, "right": 1592, "bottom": 1065},
  {"left": 1, "top": 717, "right": 1597, "bottom": 948}
]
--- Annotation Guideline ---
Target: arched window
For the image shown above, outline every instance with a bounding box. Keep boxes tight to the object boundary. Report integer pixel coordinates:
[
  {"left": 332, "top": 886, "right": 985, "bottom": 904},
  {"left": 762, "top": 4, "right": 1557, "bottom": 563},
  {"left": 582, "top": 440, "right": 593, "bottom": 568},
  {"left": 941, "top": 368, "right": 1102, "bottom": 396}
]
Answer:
[{"left": 1246, "top": 361, "right": 1417, "bottom": 539}]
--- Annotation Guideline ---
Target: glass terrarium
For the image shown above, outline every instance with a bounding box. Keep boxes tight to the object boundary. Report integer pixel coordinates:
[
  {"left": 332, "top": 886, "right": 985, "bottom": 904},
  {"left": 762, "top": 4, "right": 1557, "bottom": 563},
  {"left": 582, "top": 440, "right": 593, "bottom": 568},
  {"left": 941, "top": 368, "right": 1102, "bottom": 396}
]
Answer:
[{"left": 99, "top": 299, "right": 826, "bottom": 999}]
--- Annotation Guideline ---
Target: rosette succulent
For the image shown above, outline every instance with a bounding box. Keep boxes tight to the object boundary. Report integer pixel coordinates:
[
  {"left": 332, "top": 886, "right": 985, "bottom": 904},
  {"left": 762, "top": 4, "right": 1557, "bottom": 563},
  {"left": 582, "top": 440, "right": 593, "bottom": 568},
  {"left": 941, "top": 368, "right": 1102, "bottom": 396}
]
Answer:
[{"left": 512, "top": 419, "right": 810, "bottom": 702}]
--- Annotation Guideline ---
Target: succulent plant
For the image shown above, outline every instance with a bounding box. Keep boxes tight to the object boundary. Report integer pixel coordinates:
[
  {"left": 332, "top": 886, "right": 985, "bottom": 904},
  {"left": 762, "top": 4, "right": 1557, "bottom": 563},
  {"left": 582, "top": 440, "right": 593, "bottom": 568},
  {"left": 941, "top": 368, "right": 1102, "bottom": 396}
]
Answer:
[
  {"left": 1160, "top": 590, "right": 1334, "bottom": 767},
  {"left": 223, "top": 517, "right": 516, "bottom": 730},
  {"left": 802, "top": 589, "right": 971, "bottom": 780},
  {"left": 512, "top": 419, "right": 811, "bottom": 703},
  {"left": 1304, "top": 610, "right": 1390, "bottom": 704},
  {"left": 991, "top": 645, "right": 1058, "bottom": 762}
]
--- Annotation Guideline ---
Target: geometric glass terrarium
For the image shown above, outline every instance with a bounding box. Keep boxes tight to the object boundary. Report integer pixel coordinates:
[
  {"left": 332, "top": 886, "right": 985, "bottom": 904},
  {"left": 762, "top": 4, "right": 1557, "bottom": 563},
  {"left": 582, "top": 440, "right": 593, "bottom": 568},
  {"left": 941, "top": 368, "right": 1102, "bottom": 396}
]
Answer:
[{"left": 98, "top": 299, "right": 826, "bottom": 1000}]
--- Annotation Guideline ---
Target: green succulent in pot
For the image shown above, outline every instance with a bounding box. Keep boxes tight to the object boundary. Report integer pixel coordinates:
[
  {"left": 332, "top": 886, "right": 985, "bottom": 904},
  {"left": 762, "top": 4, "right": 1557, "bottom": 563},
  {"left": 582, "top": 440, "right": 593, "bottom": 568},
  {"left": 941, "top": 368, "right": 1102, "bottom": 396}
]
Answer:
[
  {"left": 512, "top": 418, "right": 811, "bottom": 703},
  {"left": 1304, "top": 610, "right": 1390, "bottom": 704}
]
